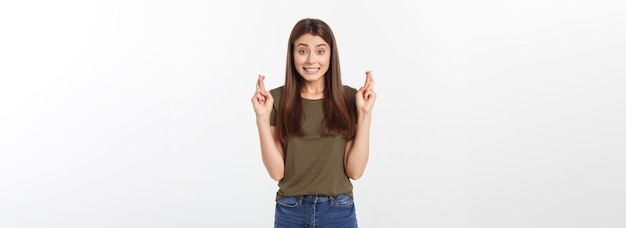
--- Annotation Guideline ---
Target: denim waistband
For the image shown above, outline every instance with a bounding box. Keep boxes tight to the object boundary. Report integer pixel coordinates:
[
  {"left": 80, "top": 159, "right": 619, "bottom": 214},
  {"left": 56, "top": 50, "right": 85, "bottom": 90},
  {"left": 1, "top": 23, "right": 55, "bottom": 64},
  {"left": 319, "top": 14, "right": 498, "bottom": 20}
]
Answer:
[{"left": 298, "top": 195, "right": 333, "bottom": 203}]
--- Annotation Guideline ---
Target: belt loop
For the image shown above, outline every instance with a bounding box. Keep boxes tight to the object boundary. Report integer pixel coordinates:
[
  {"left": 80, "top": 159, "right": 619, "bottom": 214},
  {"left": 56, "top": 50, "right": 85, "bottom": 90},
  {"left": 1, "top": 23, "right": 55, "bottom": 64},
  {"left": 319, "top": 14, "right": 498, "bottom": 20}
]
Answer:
[
  {"left": 330, "top": 196, "right": 335, "bottom": 206},
  {"left": 298, "top": 196, "right": 303, "bottom": 205}
]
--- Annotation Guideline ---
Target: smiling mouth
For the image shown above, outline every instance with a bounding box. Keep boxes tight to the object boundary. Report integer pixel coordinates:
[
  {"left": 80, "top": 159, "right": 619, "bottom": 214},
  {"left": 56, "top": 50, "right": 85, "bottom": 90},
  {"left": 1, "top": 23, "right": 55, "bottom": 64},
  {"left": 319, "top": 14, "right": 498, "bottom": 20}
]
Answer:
[{"left": 303, "top": 67, "right": 321, "bottom": 73}]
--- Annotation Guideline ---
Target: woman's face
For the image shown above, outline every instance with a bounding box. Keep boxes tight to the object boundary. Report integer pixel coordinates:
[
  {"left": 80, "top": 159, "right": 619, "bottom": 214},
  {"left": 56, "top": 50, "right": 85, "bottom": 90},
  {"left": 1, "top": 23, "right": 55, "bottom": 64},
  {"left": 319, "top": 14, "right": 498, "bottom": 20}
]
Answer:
[{"left": 293, "top": 33, "right": 331, "bottom": 83}]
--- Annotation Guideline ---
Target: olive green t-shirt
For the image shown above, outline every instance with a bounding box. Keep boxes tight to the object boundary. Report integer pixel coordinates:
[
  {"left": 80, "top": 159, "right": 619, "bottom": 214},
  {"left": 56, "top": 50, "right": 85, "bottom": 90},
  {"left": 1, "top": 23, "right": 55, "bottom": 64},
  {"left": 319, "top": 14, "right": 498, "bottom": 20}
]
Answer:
[{"left": 270, "top": 86, "right": 358, "bottom": 200}]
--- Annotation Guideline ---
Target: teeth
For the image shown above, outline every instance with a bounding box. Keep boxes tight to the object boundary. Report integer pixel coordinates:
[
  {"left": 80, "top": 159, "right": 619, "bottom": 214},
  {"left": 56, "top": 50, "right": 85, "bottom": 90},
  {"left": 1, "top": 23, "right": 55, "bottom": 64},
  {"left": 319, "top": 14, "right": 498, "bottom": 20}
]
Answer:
[{"left": 304, "top": 67, "right": 319, "bottom": 72}]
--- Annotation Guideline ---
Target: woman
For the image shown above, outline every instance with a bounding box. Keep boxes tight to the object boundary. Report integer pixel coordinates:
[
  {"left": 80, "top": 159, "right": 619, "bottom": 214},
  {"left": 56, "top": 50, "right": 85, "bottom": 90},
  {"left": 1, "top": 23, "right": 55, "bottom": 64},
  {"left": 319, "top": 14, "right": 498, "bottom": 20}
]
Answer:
[{"left": 252, "top": 18, "right": 376, "bottom": 227}]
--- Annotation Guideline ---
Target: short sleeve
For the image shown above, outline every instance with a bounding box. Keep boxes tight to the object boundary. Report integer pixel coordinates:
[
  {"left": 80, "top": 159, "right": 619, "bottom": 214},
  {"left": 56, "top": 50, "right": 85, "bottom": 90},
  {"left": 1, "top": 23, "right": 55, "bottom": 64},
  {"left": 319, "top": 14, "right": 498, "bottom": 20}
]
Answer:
[
  {"left": 344, "top": 86, "right": 358, "bottom": 123},
  {"left": 269, "top": 87, "right": 283, "bottom": 126}
]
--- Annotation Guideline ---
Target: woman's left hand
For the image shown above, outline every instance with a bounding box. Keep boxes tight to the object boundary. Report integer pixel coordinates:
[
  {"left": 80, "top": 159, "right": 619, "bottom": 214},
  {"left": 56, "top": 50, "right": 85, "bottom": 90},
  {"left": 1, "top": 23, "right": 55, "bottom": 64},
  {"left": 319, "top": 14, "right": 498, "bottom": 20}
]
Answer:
[{"left": 356, "top": 71, "right": 377, "bottom": 114}]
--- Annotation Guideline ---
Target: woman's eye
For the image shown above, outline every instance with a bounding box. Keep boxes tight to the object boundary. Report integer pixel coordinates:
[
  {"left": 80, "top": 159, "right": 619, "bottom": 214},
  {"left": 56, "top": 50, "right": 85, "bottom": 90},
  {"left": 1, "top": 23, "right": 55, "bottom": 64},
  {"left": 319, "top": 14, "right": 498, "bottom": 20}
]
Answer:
[
  {"left": 298, "top": 50, "right": 307, "bottom": 54},
  {"left": 317, "top": 50, "right": 325, "bottom": 55}
]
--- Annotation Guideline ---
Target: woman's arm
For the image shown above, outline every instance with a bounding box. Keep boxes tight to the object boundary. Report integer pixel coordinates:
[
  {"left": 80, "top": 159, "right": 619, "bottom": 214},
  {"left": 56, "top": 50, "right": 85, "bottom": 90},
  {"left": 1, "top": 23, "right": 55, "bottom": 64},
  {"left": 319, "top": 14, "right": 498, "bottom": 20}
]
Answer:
[
  {"left": 252, "top": 75, "right": 285, "bottom": 181},
  {"left": 344, "top": 71, "right": 377, "bottom": 180},
  {"left": 344, "top": 113, "right": 372, "bottom": 180},
  {"left": 257, "top": 124, "right": 284, "bottom": 181}
]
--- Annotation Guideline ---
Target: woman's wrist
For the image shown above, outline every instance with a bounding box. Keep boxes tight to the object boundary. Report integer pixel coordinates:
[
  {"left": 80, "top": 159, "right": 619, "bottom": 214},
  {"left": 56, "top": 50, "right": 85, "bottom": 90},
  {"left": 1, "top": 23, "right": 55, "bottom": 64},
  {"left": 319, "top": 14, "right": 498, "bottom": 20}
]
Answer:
[
  {"left": 357, "top": 112, "right": 372, "bottom": 123},
  {"left": 256, "top": 115, "right": 271, "bottom": 127}
]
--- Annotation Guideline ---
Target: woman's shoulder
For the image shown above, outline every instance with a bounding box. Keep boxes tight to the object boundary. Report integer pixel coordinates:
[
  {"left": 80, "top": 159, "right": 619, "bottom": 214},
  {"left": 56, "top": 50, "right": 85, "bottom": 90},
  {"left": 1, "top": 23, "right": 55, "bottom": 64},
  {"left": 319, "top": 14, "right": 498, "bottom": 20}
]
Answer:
[
  {"left": 270, "top": 86, "right": 284, "bottom": 107},
  {"left": 270, "top": 86, "right": 284, "bottom": 97},
  {"left": 343, "top": 85, "right": 357, "bottom": 96},
  {"left": 270, "top": 85, "right": 355, "bottom": 97}
]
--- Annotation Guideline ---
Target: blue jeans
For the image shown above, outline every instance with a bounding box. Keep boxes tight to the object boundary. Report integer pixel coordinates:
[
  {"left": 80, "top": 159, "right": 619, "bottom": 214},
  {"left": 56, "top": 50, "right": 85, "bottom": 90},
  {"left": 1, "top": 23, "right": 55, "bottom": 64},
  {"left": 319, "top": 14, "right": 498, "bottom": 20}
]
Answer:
[{"left": 274, "top": 195, "right": 358, "bottom": 228}]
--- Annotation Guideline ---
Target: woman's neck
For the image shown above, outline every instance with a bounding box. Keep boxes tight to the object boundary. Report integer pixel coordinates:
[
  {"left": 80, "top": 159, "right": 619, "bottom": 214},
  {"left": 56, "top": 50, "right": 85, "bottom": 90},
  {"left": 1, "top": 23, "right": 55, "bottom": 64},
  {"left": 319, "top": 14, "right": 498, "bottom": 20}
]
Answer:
[{"left": 301, "top": 80, "right": 325, "bottom": 99}]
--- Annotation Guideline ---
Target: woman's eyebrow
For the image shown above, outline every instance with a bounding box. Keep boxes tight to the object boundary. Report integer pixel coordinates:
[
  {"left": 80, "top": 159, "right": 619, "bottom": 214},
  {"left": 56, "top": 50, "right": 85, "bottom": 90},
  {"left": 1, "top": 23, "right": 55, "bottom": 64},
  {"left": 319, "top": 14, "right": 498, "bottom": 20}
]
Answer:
[{"left": 296, "top": 43, "right": 328, "bottom": 47}]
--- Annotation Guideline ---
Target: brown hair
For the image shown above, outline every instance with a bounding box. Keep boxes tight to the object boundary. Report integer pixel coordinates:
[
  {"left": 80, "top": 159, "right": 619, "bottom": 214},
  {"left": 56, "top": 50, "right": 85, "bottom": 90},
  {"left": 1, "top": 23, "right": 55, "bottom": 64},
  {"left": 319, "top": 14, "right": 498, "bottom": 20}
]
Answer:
[{"left": 276, "top": 18, "right": 356, "bottom": 143}]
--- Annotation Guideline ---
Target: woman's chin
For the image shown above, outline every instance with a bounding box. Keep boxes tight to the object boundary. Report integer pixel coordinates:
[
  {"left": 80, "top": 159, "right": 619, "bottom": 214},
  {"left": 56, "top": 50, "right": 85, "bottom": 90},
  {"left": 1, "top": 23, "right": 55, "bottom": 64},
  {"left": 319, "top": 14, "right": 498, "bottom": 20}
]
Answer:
[{"left": 299, "top": 74, "right": 324, "bottom": 82}]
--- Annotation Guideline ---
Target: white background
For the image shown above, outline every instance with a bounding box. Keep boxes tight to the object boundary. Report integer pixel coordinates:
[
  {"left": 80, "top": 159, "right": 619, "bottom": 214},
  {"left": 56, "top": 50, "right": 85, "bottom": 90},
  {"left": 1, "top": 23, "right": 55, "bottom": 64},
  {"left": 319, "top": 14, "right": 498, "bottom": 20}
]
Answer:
[{"left": 1, "top": 0, "right": 625, "bottom": 227}]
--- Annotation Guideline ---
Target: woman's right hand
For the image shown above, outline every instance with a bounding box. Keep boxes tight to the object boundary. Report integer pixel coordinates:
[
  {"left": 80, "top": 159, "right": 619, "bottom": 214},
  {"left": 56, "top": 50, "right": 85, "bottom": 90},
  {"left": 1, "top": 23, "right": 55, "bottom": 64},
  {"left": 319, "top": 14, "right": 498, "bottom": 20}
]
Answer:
[{"left": 251, "top": 75, "right": 274, "bottom": 118}]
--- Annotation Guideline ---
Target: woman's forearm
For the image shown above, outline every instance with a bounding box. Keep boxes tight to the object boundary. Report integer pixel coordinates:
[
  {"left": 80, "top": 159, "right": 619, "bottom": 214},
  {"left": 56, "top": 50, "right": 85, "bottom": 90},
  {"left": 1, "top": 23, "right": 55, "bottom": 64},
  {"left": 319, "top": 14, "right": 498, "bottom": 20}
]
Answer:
[
  {"left": 345, "top": 113, "right": 372, "bottom": 180},
  {"left": 257, "top": 118, "right": 285, "bottom": 181}
]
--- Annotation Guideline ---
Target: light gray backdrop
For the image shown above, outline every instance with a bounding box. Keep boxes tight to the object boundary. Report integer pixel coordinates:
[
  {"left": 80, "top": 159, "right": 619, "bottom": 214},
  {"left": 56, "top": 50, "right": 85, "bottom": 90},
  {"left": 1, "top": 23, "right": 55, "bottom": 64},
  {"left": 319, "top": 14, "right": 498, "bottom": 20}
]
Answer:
[{"left": 1, "top": 0, "right": 625, "bottom": 227}]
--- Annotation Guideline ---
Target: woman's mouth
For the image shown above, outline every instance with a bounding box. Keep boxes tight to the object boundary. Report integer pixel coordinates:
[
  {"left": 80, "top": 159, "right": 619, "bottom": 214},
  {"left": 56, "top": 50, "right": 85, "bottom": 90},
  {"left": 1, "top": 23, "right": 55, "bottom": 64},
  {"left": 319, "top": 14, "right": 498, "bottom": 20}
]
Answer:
[{"left": 303, "top": 67, "right": 320, "bottom": 73}]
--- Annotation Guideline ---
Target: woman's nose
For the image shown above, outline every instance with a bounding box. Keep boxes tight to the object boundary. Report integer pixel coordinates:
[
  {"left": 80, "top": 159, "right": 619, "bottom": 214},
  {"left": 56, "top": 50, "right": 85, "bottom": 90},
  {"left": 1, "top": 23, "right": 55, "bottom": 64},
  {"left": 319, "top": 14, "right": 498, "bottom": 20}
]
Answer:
[{"left": 305, "top": 53, "right": 315, "bottom": 64}]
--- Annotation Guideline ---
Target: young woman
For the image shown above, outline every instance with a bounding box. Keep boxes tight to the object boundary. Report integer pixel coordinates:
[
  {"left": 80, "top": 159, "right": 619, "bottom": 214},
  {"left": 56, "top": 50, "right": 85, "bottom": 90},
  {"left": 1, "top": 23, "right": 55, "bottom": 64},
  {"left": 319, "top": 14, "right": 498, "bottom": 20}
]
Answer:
[{"left": 251, "top": 18, "right": 376, "bottom": 228}]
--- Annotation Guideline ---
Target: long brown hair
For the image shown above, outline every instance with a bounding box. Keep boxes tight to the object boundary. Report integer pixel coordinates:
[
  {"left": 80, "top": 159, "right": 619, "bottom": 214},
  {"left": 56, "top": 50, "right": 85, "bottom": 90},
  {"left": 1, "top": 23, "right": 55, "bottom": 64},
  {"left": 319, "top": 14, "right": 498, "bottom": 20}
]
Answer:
[{"left": 276, "top": 18, "right": 356, "bottom": 143}]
